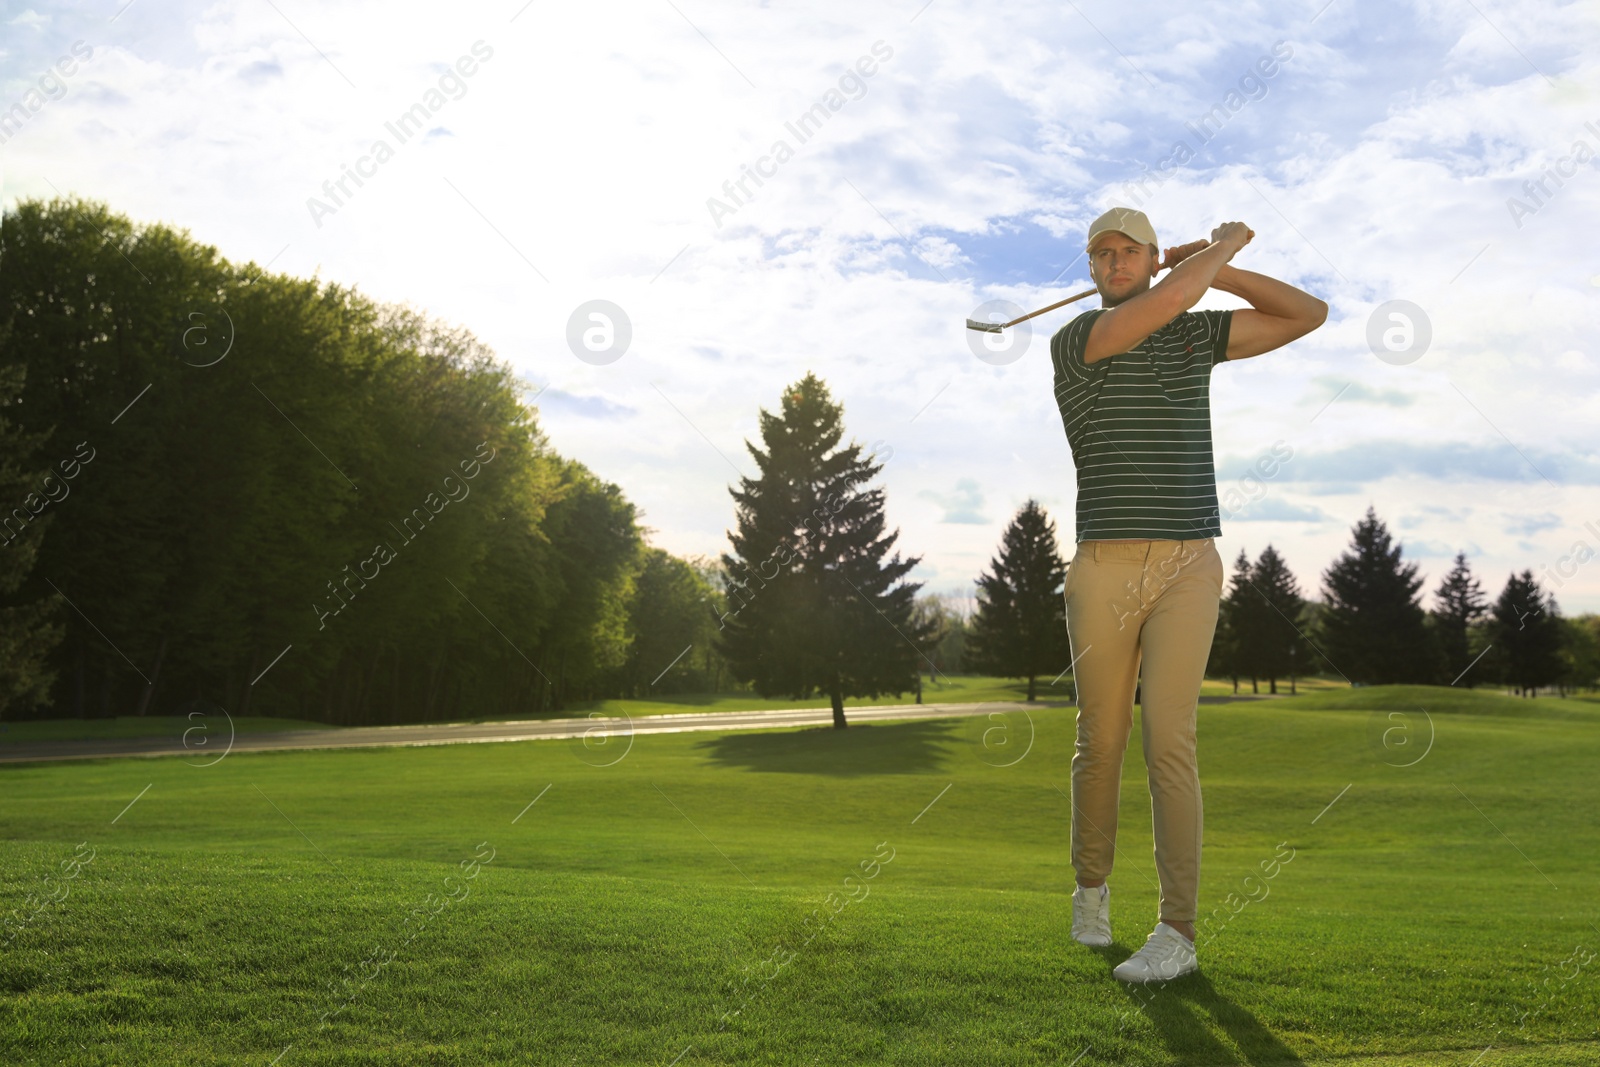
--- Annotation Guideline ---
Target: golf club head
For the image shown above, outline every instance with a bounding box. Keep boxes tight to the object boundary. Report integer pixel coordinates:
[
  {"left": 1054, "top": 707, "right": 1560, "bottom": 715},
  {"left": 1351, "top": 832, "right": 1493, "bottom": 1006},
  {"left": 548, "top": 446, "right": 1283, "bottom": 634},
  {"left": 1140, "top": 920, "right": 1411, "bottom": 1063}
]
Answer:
[{"left": 965, "top": 318, "right": 1005, "bottom": 333}]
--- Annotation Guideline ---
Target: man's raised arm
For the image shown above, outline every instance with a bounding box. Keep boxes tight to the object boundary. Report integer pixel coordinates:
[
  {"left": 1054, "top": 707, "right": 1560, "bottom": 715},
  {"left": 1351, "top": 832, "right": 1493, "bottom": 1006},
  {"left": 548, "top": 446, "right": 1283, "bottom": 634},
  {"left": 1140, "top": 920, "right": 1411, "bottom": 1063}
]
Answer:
[
  {"left": 1083, "top": 221, "right": 1254, "bottom": 365},
  {"left": 1210, "top": 266, "right": 1328, "bottom": 360}
]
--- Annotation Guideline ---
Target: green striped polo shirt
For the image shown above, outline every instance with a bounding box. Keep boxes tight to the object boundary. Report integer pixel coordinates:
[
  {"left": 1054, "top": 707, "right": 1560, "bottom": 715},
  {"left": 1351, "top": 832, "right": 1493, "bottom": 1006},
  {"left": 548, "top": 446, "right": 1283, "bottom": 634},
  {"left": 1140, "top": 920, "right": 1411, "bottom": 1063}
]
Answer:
[{"left": 1049, "top": 307, "right": 1234, "bottom": 543}]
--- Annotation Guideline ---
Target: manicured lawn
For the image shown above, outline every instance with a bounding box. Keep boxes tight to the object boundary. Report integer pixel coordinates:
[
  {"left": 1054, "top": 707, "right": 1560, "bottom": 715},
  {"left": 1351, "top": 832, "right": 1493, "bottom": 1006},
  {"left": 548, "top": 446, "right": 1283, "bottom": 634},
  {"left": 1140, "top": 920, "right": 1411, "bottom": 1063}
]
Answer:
[
  {"left": 2, "top": 685, "right": 1597, "bottom": 1064},
  {"left": 572, "top": 673, "right": 1080, "bottom": 719},
  {"left": 1199, "top": 674, "right": 1351, "bottom": 697},
  {"left": 1282, "top": 684, "right": 1600, "bottom": 721}
]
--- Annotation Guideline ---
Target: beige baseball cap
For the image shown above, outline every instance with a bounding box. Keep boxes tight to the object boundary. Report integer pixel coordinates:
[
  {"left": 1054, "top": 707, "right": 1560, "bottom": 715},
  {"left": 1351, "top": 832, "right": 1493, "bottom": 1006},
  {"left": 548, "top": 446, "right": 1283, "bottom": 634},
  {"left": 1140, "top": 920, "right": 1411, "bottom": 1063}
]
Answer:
[{"left": 1085, "top": 207, "right": 1158, "bottom": 253}]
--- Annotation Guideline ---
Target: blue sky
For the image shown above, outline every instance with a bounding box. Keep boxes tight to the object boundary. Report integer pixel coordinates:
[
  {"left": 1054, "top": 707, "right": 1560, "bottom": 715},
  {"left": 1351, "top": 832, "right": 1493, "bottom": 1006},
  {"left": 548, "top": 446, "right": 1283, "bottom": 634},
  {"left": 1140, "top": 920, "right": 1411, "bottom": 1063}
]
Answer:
[{"left": 3, "top": 0, "right": 1597, "bottom": 611}]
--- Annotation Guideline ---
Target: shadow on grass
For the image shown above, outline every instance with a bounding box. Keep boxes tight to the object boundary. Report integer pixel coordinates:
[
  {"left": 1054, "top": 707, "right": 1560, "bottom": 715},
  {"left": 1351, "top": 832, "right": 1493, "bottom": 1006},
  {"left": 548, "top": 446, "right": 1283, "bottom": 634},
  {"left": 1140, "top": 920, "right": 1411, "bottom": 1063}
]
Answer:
[
  {"left": 690, "top": 717, "right": 968, "bottom": 776},
  {"left": 1091, "top": 949, "right": 1306, "bottom": 1065}
]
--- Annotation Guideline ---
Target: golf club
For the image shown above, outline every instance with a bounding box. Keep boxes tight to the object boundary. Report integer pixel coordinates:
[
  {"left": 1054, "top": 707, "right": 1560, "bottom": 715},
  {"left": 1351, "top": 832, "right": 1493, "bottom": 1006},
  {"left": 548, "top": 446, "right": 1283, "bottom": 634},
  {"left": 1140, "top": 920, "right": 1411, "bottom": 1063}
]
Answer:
[{"left": 965, "top": 286, "right": 1097, "bottom": 333}]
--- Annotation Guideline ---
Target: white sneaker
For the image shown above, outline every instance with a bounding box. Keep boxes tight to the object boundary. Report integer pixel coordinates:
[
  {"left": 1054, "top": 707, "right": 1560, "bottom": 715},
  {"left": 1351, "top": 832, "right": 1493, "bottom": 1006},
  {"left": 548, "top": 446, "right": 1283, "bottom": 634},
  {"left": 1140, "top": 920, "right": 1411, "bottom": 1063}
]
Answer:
[
  {"left": 1070, "top": 882, "right": 1112, "bottom": 946},
  {"left": 1113, "top": 922, "right": 1198, "bottom": 982}
]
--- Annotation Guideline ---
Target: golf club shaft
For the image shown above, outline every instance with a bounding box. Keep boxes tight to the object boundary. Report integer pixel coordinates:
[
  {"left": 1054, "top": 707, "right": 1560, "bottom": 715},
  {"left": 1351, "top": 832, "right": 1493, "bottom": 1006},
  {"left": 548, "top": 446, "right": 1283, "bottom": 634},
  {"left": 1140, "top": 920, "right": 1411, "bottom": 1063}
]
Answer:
[{"left": 1001, "top": 286, "right": 1098, "bottom": 328}]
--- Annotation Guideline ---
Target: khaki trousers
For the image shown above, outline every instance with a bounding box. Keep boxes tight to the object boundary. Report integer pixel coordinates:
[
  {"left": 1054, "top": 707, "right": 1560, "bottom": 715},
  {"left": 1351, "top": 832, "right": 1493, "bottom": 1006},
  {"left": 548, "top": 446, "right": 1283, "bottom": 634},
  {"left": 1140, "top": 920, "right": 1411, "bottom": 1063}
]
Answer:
[{"left": 1064, "top": 537, "right": 1224, "bottom": 923}]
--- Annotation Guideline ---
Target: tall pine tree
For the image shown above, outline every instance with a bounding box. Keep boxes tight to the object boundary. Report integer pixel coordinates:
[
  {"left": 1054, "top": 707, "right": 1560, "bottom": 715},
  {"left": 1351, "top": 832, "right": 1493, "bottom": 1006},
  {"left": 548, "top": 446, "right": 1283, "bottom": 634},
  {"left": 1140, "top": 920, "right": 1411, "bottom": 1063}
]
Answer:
[
  {"left": 965, "top": 499, "right": 1070, "bottom": 701},
  {"left": 1243, "top": 545, "right": 1313, "bottom": 694},
  {"left": 717, "top": 374, "right": 933, "bottom": 728},
  {"left": 1486, "top": 570, "right": 1563, "bottom": 697},
  {"left": 1431, "top": 550, "right": 1488, "bottom": 685},
  {"left": 1317, "top": 506, "right": 1439, "bottom": 685}
]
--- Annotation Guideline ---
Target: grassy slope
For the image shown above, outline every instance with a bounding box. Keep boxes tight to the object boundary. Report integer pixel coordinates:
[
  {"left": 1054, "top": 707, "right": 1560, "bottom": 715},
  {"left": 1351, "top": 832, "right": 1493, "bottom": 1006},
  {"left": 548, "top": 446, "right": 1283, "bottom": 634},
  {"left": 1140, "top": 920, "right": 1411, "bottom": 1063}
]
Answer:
[
  {"left": 1284, "top": 685, "right": 1600, "bottom": 721},
  {"left": 1, "top": 685, "right": 1597, "bottom": 1065}
]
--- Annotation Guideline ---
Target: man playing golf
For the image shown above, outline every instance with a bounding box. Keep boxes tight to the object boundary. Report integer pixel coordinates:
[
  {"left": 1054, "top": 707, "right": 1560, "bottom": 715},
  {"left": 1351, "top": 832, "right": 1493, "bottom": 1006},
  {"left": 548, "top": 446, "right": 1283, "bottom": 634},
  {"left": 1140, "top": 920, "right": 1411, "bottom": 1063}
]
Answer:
[{"left": 1052, "top": 207, "right": 1326, "bottom": 981}]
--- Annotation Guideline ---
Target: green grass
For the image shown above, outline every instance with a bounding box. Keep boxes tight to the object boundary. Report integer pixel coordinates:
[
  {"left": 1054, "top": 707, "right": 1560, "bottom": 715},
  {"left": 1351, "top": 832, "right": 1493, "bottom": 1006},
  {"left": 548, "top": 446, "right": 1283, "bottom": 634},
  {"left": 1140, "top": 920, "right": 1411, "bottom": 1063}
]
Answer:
[
  {"left": 2, "top": 685, "right": 1598, "bottom": 1065},
  {"left": 1281, "top": 685, "right": 1600, "bottom": 722},
  {"left": 1198, "top": 675, "right": 1351, "bottom": 697},
  {"left": 573, "top": 673, "right": 1078, "bottom": 718}
]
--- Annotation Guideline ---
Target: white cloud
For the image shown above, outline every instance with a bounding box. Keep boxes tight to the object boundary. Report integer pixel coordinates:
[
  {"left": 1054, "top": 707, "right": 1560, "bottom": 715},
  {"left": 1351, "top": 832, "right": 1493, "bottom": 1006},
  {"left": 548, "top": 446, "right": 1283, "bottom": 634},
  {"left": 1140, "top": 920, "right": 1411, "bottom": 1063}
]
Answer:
[{"left": 3, "top": 0, "right": 1598, "bottom": 611}]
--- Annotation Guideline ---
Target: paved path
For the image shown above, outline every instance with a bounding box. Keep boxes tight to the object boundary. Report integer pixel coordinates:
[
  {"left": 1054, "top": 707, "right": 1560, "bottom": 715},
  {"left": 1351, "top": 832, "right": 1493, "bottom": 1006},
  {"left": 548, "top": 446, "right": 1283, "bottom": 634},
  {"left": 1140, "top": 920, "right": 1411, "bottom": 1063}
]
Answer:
[{"left": 0, "top": 694, "right": 1284, "bottom": 765}]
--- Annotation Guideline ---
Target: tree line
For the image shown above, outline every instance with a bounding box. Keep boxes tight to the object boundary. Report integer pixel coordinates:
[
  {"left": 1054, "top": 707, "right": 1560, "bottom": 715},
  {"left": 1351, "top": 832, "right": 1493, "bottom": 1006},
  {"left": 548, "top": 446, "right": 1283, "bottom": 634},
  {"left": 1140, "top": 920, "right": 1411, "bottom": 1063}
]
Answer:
[
  {"left": 0, "top": 197, "right": 732, "bottom": 724},
  {"left": 4, "top": 197, "right": 1591, "bottom": 726},
  {"left": 1206, "top": 507, "right": 1599, "bottom": 697},
  {"left": 0, "top": 200, "right": 948, "bottom": 728},
  {"left": 957, "top": 499, "right": 1599, "bottom": 699}
]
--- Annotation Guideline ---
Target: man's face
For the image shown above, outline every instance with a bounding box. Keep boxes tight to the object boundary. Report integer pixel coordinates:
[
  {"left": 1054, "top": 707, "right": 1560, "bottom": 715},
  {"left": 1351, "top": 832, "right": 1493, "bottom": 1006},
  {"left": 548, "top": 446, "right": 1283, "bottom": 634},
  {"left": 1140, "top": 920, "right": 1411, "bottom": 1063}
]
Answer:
[{"left": 1089, "top": 233, "right": 1157, "bottom": 306}]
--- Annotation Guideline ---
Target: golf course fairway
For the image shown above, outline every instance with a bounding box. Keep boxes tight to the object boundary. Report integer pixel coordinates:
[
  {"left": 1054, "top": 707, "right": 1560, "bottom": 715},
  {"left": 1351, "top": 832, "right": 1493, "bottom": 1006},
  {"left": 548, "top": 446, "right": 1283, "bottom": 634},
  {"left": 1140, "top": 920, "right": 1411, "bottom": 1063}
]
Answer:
[{"left": 2, "top": 684, "right": 1597, "bottom": 1065}]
